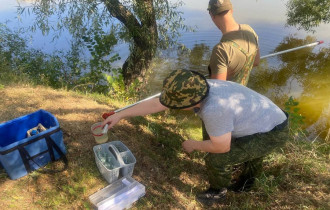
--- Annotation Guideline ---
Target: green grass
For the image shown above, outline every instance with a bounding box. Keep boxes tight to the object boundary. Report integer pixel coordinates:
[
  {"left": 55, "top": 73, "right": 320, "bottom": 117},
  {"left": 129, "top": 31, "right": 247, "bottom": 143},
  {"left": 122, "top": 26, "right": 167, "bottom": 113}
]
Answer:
[{"left": 0, "top": 73, "right": 329, "bottom": 209}]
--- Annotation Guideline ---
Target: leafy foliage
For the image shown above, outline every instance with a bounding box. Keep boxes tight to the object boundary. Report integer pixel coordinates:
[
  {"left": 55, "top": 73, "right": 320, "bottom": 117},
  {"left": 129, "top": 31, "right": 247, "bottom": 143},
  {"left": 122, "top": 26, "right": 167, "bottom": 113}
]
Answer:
[
  {"left": 17, "top": 0, "right": 191, "bottom": 85},
  {"left": 103, "top": 70, "right": 141, "bottom": 100},
  {"left": 0, "top": 24, "right": 65, "bottom": 88},
  {"left": 284, "top": 96, "right": 306, "bottom": 136},
  {"left": 154, "top": 0, "right": 191, "bottom": 49},
  {"left": 0, "top": 24, "right": 120, "bottom": 94},
  {"left": 286, "top": 0, "right": 330, "bottom": 32}
]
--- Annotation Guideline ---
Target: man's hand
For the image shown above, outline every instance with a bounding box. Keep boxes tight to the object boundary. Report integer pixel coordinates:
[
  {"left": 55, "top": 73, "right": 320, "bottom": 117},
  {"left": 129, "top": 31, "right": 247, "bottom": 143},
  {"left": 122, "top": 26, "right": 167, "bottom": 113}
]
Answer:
[
  {"left": 182, "top": 132, "right": 232, "bottom": 154},
  {"left": 101, "top": 113, "right": 123, "bottom": 131},
  {"left": 100, "top": 98, "right": 168, "bottom": 132},
  {"left": 182, "top": 140, "right": 196, "bottom": 153}
]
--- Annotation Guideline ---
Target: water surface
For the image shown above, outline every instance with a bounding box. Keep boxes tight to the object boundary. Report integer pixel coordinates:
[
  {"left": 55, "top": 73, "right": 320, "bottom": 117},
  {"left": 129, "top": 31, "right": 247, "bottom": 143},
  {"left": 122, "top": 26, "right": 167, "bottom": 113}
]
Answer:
[{"left": 151, "top": 0, "right": 330, "bottom": 139}]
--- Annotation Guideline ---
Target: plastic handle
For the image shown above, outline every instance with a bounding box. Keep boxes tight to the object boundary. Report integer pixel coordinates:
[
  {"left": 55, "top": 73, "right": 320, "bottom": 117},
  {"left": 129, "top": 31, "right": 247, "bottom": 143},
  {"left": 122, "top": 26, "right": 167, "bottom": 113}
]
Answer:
[
  {"left": 108, "top": 145, "right": 125, "bottom": 166},
  {"left": 102, "top": 111, "right": 115, "bottom": 119},
  {"left": 102, "top": 124, "right": 109, "bottom": 134}
]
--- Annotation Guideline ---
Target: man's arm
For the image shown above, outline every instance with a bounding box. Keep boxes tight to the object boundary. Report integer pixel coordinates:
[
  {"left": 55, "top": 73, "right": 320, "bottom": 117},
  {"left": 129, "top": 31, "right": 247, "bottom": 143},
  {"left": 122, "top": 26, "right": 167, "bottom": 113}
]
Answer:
[
  {"left": 253, "top": 48, "right": 260, "bottom": 67},
  {"left": 210, "top": 72, "right": 227, "bottom": 80},
  {"left": 182, "top": 132, "right": 231, "bottom": 153},
  {"left": 209, "top": 44, "right": 228, "bottom": 80},
  {"left": 101, "top": 97, "right": 168, "bottom": 129}
]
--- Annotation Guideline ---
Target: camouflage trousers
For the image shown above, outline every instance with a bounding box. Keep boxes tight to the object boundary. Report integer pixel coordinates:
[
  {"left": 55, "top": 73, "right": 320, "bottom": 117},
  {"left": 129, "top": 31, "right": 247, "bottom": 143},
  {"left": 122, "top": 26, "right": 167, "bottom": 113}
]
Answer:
[{"left": 202, "top": 117, "right": 289, "bottom": 189}]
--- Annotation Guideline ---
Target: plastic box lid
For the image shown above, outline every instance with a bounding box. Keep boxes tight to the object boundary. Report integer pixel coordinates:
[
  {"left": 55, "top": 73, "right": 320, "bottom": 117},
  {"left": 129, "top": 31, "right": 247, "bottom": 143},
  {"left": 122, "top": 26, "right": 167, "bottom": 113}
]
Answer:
[{"left": 89, "top": 176, "right": 145, "bottom": 210}]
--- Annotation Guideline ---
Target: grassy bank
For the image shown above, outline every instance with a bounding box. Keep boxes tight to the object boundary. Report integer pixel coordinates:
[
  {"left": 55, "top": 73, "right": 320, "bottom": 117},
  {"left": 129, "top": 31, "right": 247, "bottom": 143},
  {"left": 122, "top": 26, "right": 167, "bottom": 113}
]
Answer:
[{"left": 0, "top": 81, "right": 329, "bottom": 209}]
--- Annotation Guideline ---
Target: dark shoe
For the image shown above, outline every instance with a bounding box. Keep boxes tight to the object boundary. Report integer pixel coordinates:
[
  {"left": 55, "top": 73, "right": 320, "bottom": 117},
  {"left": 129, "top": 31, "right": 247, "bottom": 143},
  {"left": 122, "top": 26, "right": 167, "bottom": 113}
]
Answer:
[
  {"left": 228, "top": 178, "right": 255, "bottom": 192},
  {"left": 196, "top": 187, "right": 227, "bottom": 205}
]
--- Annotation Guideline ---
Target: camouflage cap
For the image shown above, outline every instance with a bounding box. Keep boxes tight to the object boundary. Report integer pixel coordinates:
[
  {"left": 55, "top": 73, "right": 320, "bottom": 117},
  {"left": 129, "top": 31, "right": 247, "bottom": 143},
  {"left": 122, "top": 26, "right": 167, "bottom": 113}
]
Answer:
[
  {"left": 159, "top": 70, "right": 209, "bottom": 109},
  {"left": 208, "top": 0, "right": 233, "bottom": 15}
]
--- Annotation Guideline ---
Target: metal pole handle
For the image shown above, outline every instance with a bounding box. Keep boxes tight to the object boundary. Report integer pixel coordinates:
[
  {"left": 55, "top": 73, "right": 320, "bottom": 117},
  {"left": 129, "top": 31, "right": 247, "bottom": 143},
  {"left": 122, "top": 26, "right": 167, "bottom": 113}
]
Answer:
[{"left": 102, "top": 41, "right": 324, "bottom": 118}]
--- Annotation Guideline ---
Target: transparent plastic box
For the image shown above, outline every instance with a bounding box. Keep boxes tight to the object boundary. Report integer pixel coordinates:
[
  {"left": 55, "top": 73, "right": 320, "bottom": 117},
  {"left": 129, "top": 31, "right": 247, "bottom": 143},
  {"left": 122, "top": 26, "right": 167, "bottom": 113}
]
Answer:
[
  {"left": 93, "top": 141, "right": 136, "bottom": 184},
  {"left": 89, "top": 176, "right": 145, "bottom": 210}
]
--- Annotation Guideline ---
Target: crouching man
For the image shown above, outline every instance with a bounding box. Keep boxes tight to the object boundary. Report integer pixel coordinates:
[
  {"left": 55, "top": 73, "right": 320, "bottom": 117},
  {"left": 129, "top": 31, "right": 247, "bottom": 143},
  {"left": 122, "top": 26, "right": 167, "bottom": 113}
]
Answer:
[{"left": 101, "top": 69, "right": 288, "bottom": 204}]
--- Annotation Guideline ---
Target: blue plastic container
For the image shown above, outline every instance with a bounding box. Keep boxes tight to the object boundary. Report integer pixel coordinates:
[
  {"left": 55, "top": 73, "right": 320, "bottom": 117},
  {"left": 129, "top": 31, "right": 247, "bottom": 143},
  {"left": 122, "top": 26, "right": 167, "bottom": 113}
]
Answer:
[{"left": 0, "top": 109, "right": 67, "bottom": 180}]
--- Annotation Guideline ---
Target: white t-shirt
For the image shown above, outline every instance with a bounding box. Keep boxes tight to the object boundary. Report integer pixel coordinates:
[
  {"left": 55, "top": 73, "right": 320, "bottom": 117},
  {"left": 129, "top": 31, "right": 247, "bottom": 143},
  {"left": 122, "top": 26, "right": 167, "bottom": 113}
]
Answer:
[{"left": 197, "top": 80, "right": 287, "bottom": 138}]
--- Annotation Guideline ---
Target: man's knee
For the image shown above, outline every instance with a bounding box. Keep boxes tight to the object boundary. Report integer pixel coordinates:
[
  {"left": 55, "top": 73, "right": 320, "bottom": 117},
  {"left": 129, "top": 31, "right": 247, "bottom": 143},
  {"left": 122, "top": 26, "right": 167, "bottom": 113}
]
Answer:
[{"left": 205, "top": 151, "right": 237, "bottom": 167}]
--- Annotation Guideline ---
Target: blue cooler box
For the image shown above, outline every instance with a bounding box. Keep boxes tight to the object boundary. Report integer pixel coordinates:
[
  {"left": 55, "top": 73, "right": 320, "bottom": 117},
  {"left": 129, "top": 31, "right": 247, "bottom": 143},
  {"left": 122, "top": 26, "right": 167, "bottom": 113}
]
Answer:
[{"left": 0, "top": 109, "right": 67, "bottom": 180}]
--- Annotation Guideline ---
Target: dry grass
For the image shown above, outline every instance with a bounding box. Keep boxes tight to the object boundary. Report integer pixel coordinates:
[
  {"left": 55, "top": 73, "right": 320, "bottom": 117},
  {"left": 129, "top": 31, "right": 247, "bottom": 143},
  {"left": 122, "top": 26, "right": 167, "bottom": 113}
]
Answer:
[{"left": 0, "top": 84, "right": 329, "bottom": 209}]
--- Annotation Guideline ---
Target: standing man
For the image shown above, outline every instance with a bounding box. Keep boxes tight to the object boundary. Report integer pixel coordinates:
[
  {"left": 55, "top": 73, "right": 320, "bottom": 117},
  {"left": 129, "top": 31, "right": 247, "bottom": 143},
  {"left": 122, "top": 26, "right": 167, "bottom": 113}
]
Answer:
[
  {"left": 207, "top": 0, "right": 260, "bottom": 85},
  {"left": 203, "top": 0, "right": 262, "bottom": 195},
  {"left": 102, "top": 70, "right": 288, "bottom": 204}
]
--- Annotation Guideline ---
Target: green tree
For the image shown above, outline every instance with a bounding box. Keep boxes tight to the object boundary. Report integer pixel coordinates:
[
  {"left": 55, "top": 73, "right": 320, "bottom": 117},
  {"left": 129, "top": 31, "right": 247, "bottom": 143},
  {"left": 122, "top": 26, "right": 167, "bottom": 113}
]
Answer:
[
  {"left": 286, "top": 0, "right": 330, "bottom": 32},
  {"left": 18, "top": 0, "right": 189, "bottom": 86},
  {"left": 0, "top": 24, "right": 87, "bottom": 89}
]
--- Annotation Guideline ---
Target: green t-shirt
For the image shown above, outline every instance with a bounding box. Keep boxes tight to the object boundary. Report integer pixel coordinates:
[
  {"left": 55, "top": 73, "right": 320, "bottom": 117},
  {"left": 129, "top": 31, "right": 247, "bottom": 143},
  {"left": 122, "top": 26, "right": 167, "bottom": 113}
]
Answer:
[{"left": 209, "top": 24, "right": 259, "bottom": 82}]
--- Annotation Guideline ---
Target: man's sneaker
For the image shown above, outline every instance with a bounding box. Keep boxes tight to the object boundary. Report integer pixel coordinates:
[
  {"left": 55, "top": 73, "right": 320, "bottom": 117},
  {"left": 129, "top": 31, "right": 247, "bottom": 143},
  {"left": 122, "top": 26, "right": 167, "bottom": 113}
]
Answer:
[
  {"left": 196, "top": 187, "right": 227, "bottom": 205},
  {"left": 228, "top": 178, "right": 255, "bottom": 192}
]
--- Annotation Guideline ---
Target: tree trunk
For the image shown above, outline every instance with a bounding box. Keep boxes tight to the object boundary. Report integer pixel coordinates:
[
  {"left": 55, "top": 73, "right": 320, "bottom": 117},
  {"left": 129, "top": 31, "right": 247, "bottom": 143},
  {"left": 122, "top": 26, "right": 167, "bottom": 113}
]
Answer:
[
  {"left": 103, "top": 0, "right": 158, "bottom": 86},
  {"left": 122, "top": 42, "right": 155, "bottom": 85}
]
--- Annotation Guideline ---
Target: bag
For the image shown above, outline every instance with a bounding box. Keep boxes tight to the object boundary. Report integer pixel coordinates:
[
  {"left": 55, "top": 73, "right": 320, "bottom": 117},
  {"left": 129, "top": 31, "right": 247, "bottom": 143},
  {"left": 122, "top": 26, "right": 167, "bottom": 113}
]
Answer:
[{"left": 0, "top": 109, "right": 68, "bottom": 180}]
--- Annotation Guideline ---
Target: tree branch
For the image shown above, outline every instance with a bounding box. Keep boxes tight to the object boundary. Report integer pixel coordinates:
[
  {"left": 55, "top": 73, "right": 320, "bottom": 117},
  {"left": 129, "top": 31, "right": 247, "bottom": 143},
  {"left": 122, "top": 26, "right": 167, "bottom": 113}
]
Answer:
[{"left": 102, "top": 0, "right": 143, "bottom": 41}]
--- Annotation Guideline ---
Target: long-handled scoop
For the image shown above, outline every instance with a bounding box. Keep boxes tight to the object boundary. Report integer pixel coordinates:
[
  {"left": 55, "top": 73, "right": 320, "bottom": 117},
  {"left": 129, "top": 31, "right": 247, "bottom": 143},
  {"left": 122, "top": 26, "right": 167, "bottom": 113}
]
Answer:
[
  {"left": 102, "top": 93, "right": 161, "bottom": 119},
  {"left": 102, "top": 41, "right": 324, "bottom": 119}
]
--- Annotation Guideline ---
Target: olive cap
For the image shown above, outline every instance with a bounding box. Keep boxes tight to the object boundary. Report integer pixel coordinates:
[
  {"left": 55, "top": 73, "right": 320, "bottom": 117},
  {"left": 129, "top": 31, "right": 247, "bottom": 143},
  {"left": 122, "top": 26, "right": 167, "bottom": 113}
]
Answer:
[{"left": 208, "top": 0, "right": 233, "bottom": 15}]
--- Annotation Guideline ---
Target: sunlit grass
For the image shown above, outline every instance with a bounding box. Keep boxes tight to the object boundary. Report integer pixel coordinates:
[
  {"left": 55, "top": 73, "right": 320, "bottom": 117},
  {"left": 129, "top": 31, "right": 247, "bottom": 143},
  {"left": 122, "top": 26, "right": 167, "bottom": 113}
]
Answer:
[{"left": 0, "top": 80, "right": 329, "bottom": 209}]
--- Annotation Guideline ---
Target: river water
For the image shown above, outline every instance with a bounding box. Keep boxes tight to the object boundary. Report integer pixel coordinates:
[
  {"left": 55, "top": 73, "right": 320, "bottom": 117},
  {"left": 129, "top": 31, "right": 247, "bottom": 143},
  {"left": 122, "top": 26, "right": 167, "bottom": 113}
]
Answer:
[
  {"left": 0, "top": 0, "right": 329, "bottom": 139},
  {"left": 150, "top": 0, "right": 330, "bottom": 140}
]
